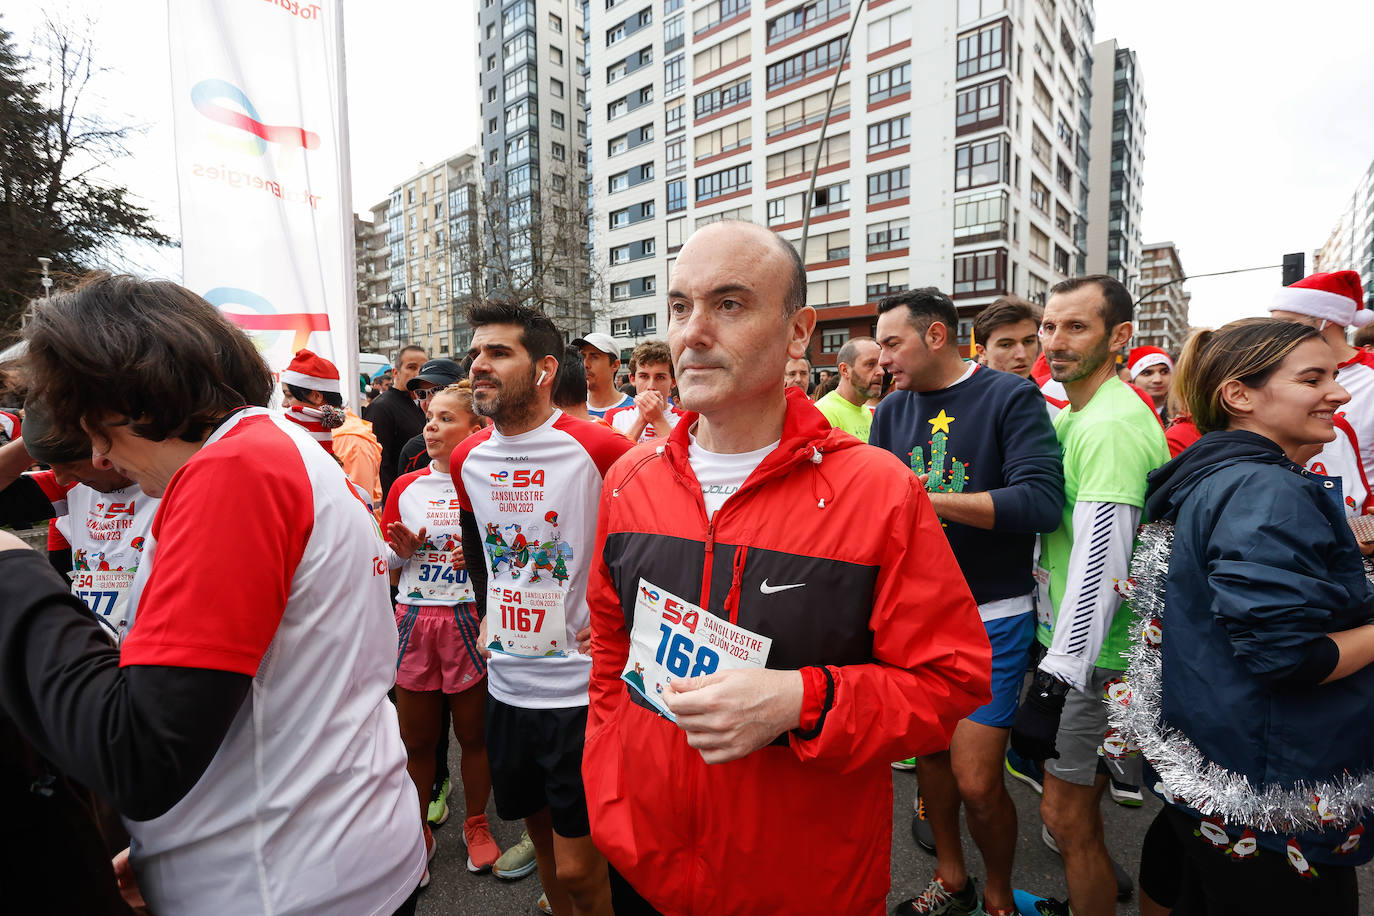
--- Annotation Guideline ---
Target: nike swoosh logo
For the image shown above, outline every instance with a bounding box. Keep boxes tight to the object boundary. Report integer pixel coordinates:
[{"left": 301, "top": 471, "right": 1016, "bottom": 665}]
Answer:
[{"left": 759, "top": 579, "right": 805, "bottom": 595}]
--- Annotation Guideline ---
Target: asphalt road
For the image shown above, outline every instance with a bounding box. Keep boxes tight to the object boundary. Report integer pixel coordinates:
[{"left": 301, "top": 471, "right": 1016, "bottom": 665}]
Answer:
[{"left": 417, "top": 748, "right": 1374, "bottom": 915}]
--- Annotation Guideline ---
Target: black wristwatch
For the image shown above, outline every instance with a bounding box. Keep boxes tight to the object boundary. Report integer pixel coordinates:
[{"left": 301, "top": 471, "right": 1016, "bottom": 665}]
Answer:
[{"left": 1031, "top": 669, "right": 1071, "bottom": 698}]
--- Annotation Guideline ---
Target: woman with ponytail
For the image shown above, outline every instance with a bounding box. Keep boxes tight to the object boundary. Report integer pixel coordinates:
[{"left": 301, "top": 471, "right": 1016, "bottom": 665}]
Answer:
[{"left": 1134, "top": 318, "right": 1374, "bottom": 914}]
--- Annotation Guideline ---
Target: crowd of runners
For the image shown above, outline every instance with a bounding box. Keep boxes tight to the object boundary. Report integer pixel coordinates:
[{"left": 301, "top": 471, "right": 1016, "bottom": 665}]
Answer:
[{"left": 1, "top": 220, "right": 1373, "bottom": 916}]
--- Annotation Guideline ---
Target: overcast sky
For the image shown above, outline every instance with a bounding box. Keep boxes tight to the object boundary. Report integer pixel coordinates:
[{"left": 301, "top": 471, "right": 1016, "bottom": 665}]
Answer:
[{"left": 5, "top": 0, "right": 1373, "bottom": 331}]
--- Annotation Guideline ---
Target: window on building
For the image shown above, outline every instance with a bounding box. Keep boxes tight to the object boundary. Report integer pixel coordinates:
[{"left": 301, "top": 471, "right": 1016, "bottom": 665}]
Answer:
[
  {"left": 665, "top": 53, "right": 685, "bottom": 94},
  {"left": 693, "top": 32, "right": 749, "bottom": 78},
  {"left": 551, "top": 110, "right": 565, "bottom": 129},
  {"left": 694, "top": 75, "right": 751, "bottom": 120},
  {"left": 609, "top": 98, "right": 627, "bottom": 119},
  {"left": 1031, "top": 125, "right": 1051, "bottom": 167},
  {"left": 1032, "top": 74, "right": 1052, "bottom": 117},
  {"left": 955, "top": 20, "right": 1007, "bottom": 79},
  {"left": 549, "top": 12, "right": 563, "bottom": 31},
  {"left": 488, "top": 86, "right": 497, "bottom": 102},
  {"left": 867, "top": 115, "right": 910, "bottom": 154},
  {"left": 955, "top": 135, "right": 1007, "bottom": 190},
  {"left": 767, "top": 36, "right": 844, "bottom": 91},
  {"left": 767, "top": 83, "right": 850, "bottom": 137},
  {"left": 953, "top": 189, "right": 1008, "bottom": 242},
  {"left": 665, "top": 13, "right": 685, "bottom": 50},
  {"left": 866, "top": 8, "right": 911, "bottom": 51},
  {"left": 486, "top": 54, "right": 497, "bottom": 71},
  {"left": 1030, "top": 176, "right": 1049, "bottom": 214},
  {"left": 957, "top": 0, "right": 1006, "bottom": 23},
  {"left": 867, "top": 165, "right": 910, "bottom": 203},
  {"left": 667, "top": 178, "right": 686, "bottom": 212},
  {"left": 666, "top": 136, "right": 686, "bottom": 174},
  {"left": 552, "top": 141, "right": 566, "bottom": 160},
  {"left": 695, "top": 163, "right": 751, "bottom": 201},
  {"left": 1028, "top": 224, "right": 1049, "bottom": 263},
  {"left": 803, "top": 228, "right": 849, "bottom": 264},
  {"left": 866, "top": 268, "right": 910, "bottom": 300},
  {"left": 809, "top": 278, "right": 851, "bottom": 309},
  {"left": 766, "top": 0, "right": 848, "bottom": 45},
  {"left": 1055, "top": 156, "right": 1073, "bottom": 192},
  {"left": 953, "top": 248, "right": 1007, "bottom": 297},
  {"left": 765, "top": 132, "right": 848, "bottom": 181},
  {"left": 867, "top": 216, "right": 910, "bottom": 253},
  {"left": 868, "top": 62, "right": 910, "bottom": 103},
  {"left": 693, "top": 0, "right": 749, "bottom": 34},
  {"left": 551, "top": 78, "right": 564, "bottom": 97},
  {"left": 695, "top": 118, "right": 751, "bottom": 159},
  {"left": 1054, "top": 201, "right": 1071, "bottom": 235},
  {"left": 955, "top": 78, "right": 1006, "bottom": 134},
  {"left": 607, "top": 60, "right": 628, "bottom": 82},
  {"left": 820, "top": 328, "right": 849, "bottom": 351},
  {"left": 550, "top": 46, "right": 564, "bottom": 65},
  {"left": 666, "top": 99, "right": 685, "bottom": 133},
  {"left": 1053, "top": 245, "right": 1070, "bottom": 275}
]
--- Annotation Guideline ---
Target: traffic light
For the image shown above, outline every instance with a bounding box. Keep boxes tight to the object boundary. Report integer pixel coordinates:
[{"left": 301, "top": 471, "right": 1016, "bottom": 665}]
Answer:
[{"left": 1282, "top": 252, "right": 1305, "bottom": 287}]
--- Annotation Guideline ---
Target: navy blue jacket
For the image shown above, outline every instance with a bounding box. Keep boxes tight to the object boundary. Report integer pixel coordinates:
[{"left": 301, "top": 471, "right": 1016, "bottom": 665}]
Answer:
[
  {"left": 1145, "top": 430, "right": 1374, "bottom": 864},
  {"left": 871, "top": 365, "right": 1063, "bottom": 605}
]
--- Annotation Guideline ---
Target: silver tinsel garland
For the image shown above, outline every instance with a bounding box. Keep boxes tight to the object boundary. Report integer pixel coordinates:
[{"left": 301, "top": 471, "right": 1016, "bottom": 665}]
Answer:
[{"left": 1106, "top": 521, "right": 1374, "bottom": 835}]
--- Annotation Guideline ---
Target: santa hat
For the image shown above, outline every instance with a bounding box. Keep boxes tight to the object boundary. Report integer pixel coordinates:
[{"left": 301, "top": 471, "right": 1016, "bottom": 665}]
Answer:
[
  {"left": 1270, "top": 271, "right": 1372, "bottom": 328},
  {"left": 1128, "top": 346, "right": 1174, "bottom": 380},
  {"left": 281, "top": 349, "right": 341, "bottom": 393}
]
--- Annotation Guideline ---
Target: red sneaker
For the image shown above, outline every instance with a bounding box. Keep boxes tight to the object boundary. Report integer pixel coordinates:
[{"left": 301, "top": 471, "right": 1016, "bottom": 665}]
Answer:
[
  {"left": 420, "top": 824, "right": 437, "bottom": 888},
  {"left": 464, "top": 814, "right": 501, "bottom": 873}
]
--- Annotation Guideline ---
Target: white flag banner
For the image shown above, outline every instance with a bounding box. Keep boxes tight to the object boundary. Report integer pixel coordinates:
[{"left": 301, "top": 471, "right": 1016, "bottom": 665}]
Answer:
[{"left": 167, "top": 0, "right": 358, "bottom": 407}]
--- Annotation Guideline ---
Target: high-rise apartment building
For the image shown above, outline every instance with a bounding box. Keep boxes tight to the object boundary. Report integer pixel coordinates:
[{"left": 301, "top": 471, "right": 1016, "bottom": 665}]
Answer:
[
  {"left": 356, "top": 150, "right": 482, "bottom": 361},
  {"left": 1314, "top": 159, "right": 1374, "bottom": 308},
  {"left": 355, "top": 213, "right": 393, "bottom": 355},
  {"left": 477, "top": 0, "right": 594, "bottom": 337},
  {"left": 1084, "top": 39, "right": 1144, "bottom": 297},
  {"left": 585, "top": 0, "right": 1097, "bottom": 368},
  {"left": 1136, "top": 241, "right": 1188, "bottom": 354}
]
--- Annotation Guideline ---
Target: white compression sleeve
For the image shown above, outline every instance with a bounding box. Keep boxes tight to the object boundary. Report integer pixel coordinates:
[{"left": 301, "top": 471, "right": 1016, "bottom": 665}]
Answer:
[{"left": 1039, "top": 500, "right": 1140, "bottom": 691}]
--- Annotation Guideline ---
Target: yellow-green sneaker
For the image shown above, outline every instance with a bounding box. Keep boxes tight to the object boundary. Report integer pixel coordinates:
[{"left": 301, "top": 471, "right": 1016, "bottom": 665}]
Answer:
[
  {"left": 494, "top": 830, "right": 537, "bottom": 880},
  {"left": 427, "top": 777, "right": 450, "bottom": 827}
]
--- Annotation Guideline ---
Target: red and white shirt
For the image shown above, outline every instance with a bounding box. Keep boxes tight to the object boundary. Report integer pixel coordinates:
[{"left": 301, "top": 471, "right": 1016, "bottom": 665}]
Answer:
[
  {"left": 383, "top": 463, "right": 475, "bottom": 606},
  {"left": 1335, "top": 350, "right": 1374, "bottom": 471},
  {"left": 1308, "top": 414, "right": 1374, "bottom": 518},
  {"left": 120, "top": 408, "right": 422, "bottom": 916},
  {"left": 605, "top": 403, "right": 685, "bottom": 443},
  {"left": 30, "top": 471, "right": 157, "bottom": 635},
  {"left": 453, "top": 410, "right": 634, "bottom": 708}
]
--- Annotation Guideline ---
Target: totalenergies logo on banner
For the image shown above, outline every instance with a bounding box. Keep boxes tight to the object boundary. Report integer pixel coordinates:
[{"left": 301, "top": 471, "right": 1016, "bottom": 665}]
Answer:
[
  {"left": 204, "top": 287, "right": 331, "bottom": 354},
  {"left": 191, "top": 79, "right": 320, "bottom": 156}
]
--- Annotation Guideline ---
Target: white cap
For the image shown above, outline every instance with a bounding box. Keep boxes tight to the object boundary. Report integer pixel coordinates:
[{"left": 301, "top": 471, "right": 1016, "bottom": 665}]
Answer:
[{"left": 572, "top": 332, "right": 622, "bottom": 357}]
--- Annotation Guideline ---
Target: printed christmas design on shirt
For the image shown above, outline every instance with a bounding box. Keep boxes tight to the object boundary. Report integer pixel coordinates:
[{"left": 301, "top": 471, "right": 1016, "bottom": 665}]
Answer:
[
  {"left": 483, "top": 510, "right": 573, "bottom": 586},
  {"left": 908, "top": 409, "right": 971, "bottom": 494}
]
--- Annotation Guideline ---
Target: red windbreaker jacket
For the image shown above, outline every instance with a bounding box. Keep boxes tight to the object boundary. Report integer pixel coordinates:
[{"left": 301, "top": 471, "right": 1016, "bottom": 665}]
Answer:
[{"left": 584, "top": 388, "right": 991, "bottom": 916}]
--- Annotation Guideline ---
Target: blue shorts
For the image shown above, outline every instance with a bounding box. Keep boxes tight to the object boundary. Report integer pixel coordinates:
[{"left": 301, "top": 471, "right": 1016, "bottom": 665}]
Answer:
[{"left": 967, "top": 610, "right": 1035, "bottom": 728}]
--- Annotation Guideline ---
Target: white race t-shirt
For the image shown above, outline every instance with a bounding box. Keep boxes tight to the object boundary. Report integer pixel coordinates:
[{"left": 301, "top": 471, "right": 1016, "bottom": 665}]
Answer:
[
  {"left": 454, "top": 410, "right": 634, "bottom": 708},
  {"left": 687, "top": 434, "right": 779, "bottom": 520},
  {"left": 31, "top": 471, "right": 157, "bottom": 636},
  {"left": 607, "top": 403, "right": 685, "bottom": 442},
  {"left": 120, "top": 409, "right": 422, "bottom": 916},
  {"left": 383, "top": 463, "right": 475, "bottom": 605}
]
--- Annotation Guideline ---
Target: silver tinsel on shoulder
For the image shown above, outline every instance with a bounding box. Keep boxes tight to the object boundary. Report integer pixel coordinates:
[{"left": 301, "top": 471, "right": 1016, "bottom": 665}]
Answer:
[{"left": 1106, "top": 521, "right": 1374, "bottom": 835}]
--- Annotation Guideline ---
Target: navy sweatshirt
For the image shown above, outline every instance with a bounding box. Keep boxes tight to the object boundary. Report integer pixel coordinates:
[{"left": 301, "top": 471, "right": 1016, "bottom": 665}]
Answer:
[{"left": 870, "top": 365, "right": 1064, "bottom": 605}]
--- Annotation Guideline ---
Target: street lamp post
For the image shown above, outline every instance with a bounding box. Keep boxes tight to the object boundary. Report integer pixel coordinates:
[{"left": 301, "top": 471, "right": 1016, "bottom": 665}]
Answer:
[{"left": 37, "top": 257, "right": 53, "bottom": 299}]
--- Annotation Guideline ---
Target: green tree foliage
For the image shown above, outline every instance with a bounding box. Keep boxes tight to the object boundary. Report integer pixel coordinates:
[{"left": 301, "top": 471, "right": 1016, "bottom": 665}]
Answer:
[{"left": 0, "top": 17, "right": 170, "bottom": 334}]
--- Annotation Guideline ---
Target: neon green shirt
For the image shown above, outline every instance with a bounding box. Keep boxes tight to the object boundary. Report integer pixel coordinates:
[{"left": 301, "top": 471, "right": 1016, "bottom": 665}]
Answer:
[
  {"left": 815, "top": 390, "right": 872, "bottom": 442},
  {"left": 1036, "top": 376, "right": 1170, "bottom": 669}
]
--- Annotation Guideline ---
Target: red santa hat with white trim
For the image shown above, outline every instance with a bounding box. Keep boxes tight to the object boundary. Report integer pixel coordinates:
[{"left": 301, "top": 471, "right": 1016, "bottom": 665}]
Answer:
[
  {"left": 1270, "top": 271, "right": 1372, "bottom": 328},
  {"left": 280, "top": 349, "right": 341, "bottom": 393},
  {"left": 1127, "top": 346, "right": 1173, "bottom": 380}
]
